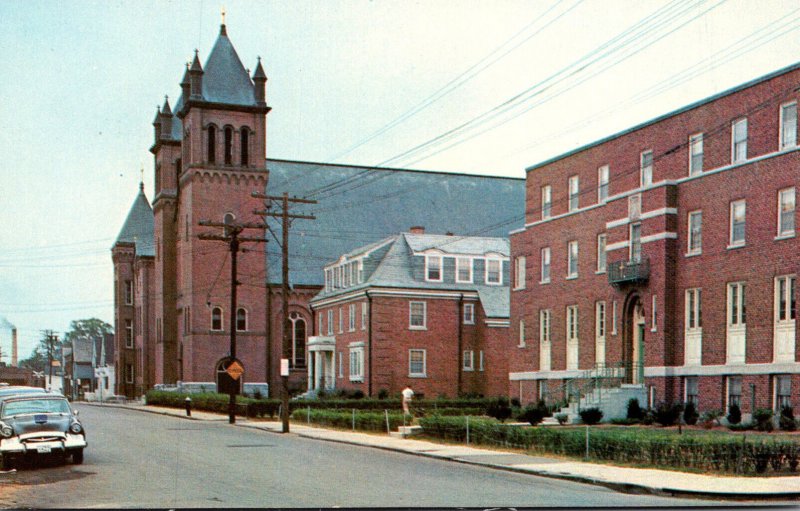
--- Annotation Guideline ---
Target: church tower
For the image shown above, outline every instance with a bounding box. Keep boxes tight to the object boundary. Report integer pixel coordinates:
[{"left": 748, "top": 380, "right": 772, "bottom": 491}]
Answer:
[{"left": 152, "top": 21, "right": 270, "bottom": 384}]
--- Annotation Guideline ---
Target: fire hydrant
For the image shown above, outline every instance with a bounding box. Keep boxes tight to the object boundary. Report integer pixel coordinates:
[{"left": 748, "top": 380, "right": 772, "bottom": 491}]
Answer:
[{"left": 185, "top": 397, "right": 192, "bottom": 417}]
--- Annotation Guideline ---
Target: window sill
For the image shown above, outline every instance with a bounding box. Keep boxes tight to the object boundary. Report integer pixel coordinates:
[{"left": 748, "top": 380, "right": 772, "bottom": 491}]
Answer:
[
  {"left": 726, "top": 243, "right": 746, "bottom": 250},
  {"left": 517, "top": 343, "right": 526, "bottom": 349},
  {"left": 565, "top": 275, "right": 578, "bottom": 280},
  {"left": 409, "top": 326, "right": 427, "bottom": 331},
  {"left": 685, "top": 251, "right": 702, "bottom": 258},
  {"left": 595, "top": 270, "right": 606, "bottom": 275},
  {"left": 485, "top": 281, "right": 502, "bottom": 286},
  {"left": 463, "top": 368, "right": 474, "bottom": 372},
  {"left": 456, "top": 280, "right": 474, "bottom": 285},
  {"left": 464, "top": 321, "right": 475, "bottom": 326},
  {"left": 409, "top": 374, "right": 427, "bottom": 378},
  {"left": 512, "top": 286, "right": 526, "bottom": 291},
  {"left": 539, "top": 280, "right": 550, "bottom": 285},
  {"left": 349, "top": 377, "right": 364, "bottom": 383},
  {"left": 775, "top": 233, "right": 795, "bottom": 241}
]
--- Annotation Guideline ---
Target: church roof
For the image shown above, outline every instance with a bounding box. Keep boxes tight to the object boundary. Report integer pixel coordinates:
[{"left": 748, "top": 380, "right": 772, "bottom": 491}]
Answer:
[
  {"left": 201, "top": 25, "right": 256, "bottom": 106},
  {"left": 264, "top": 159, "right": 525, "bottom": 286},
  {"left": 114, "top": 183, "right": 155, "bottom": 257}
]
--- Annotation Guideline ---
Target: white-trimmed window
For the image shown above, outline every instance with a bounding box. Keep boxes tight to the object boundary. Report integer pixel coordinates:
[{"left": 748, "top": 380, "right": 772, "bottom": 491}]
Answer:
[
  {"left": 596, "top": 234, "right": 607, "bottom": 273},
  {"left": 514, "top": 256, "right": 526, "bottom": 289},
  {"left": 318, "top": 313, "right": 323, "bottom": 335},
  {"left": 775, "top": 375, "right": 792, "bottom": 410},
  {"left": 463, "top": 303, "right": 475, "bottom": 325},
  {"left": 349, "top": 347, "right": 364, "bottom": 382},
  {"left": 732, "top": 118, "right": 748, "bottom": 163},
  {"left": 456, "top": 257, "right": 473, "bottom": 283},
  {"left": 778, "top": 187, "right": 795, "bottom": 237},
  {"left": 540, "top": 247, "right": 551, "bottom": 283},
  {"left": 686, "top": 288, "right": 702, "bottom": 331},
  {"left": 338, "top": 352, "right": 343, "bottom": 378},
  {"left": 630, "top": 222, "right": 642, "bottom": 262},
  {"left": 409, "top": 349, "right": 426, "bottom": 377},
  {"left": 640, "top": 150, "right": 653, "bottom": 187},
  {"left": 780, "top": 101, "right": 797, "bottom": 150},
  {"left": 776, "top": 276, "right": 796, "bottom": 322},
  {"left": 236, "top": 307, "right": 247, "bottom": 332},
  {"left": 425, "top": 255, "right": 443, "bottom": 282},
  {"left": 357, "top": 260, "right": 364, "bottom": 284},
  {"left": 338, "top": 307, "right": 343, "bottom": 333},
  {"left": 651, "top": 295, "right": 657, "bottom": 333},
  {"left": 289, "top": 312, "right": 307, "bottom": 368},
  {"left": 125, "top": 319, "right": 133, "bottom": 348},
  {"left": 689, "top": 133, "right": 703, "bottom": 175},
  {"left": 327, "top": 309, "right": 334, "bottom": 336},
  {"left": 569, "top": 175, "right": 579, "bottom": 211},
  {"left": 125, "top": 363, "right": 134, "bottom": 384},
  {"left": 361, "top": 302, "right": 368, "bottom": 330},
  {"left": 462, "top": 350, "right": 474, "bottom": 371},
  {"left": 348, "top": 303, "right": 356, "bottom": 332},
  {"left": 409, "top": 301, "right": 426, "bottom": 329},
  {"left": 479, "top": 351, "right": 484, "bottom": 371},
  {"left": 688, "top": 210, "right": 702, "bottom": 255},
  {"left": 595, "top": 301, "right": 606, "bottom": 339},
  {"left": 542, "top": 185, "right": 552, "bottom": 219},
  {"left": 486, "top": 258, "right": 501, "bottom": 285},
  {"left": 567, "top": 305, "right": 578, "bottom": 341},
  {"left": 729, "top": 200, "right": 746, "bottom": 247},
  {"left": 211, "top": 307, "right": 223, "bottom": 331},
  {"left": 539, "top": 310, "right": 550, "bottom": 342},
  {"left": 567, "top": 241, "right": 578, "bottom": 278},
  {"left": 685, "top": 376, "right": 698, "bottom": 404},
  {"left": 124, "top": 280, "right": 133, "bottom": 305},
  {"left": 728, "top": 376, "right": 742, "bottom": 409},
  {"left": 518, "top": 319, "right": 525, "bottom": 347},
  {"left": 598, "top": 165, "right": 609, "bottom": 202},
  {"left": 728, "top": 282, "right": 747, "bottom": 327}
]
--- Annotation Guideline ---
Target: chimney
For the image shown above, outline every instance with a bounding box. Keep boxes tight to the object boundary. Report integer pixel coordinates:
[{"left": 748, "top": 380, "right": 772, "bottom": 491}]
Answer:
[
  {"left": 11, "top": 328, "right": 17, "bottom": 367},
  {"left": 409, "top": 226, "right": 425, "bottom": 234},
  {"left": 445, "top": 231, "right": 454, "bottom": 236}
]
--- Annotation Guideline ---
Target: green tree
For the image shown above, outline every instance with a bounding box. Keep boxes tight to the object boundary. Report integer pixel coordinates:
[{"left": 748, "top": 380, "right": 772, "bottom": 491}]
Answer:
[
  {"left": 18, "top": 332, "right": 62, "bottom": 372},
  {"left": 63, "top": 318, "right": 113, "bottom": 344}
]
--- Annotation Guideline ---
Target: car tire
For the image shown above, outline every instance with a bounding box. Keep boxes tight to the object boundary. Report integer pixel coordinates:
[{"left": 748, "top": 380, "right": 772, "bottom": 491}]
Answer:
[
  {"left": 1, "top": 454, "right": 14, "bottom": 471},
  {"left": 72, "top": 449, "right": 83, "bottom": 465}
]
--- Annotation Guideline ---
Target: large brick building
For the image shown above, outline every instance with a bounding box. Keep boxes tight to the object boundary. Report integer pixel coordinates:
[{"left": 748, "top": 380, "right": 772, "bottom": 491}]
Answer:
[
  {"left": 111, "top": 23, "right": 525, "bottom": 397},
  {"left": 308, "top": 229, "right": 511, "bottom": 398},
  {"left": 509, "top": 63, "right": 799, "bottom": 420}
]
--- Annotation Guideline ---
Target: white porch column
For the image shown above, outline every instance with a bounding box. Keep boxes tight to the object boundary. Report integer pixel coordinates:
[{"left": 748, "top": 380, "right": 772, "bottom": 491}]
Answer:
[
  {"left": 307, "top": 354, "right": 313, "bottom": 391},
  {"left": 315, "top": 352, "right": 322, "bottom": 390}
]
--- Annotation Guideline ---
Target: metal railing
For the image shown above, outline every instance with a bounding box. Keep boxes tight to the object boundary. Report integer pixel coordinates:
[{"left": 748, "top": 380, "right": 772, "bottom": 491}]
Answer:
[
  {"left": 547, "top": 362, "right": 639, "bottom": 413},
  {"left": 607, "top": 257, "right": 650, "bottom": 286}
]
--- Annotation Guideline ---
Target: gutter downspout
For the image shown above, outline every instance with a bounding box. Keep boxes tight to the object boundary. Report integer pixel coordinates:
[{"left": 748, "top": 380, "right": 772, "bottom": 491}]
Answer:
[
  {"left": 457, "top": 294, "right": 463, "bottom": 397},
  {"left": 367, "top": 291, "right": 373, "bottom": 397}
]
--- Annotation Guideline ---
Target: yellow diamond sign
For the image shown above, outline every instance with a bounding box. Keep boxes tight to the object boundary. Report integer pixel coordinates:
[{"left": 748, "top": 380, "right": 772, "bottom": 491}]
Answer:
[{"left": 226, "top": 360, "right": 244, "bottom": 381}]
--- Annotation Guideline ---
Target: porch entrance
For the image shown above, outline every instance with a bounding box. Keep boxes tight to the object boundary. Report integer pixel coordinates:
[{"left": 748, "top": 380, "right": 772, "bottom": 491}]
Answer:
[
  {"left": 306, "top": 336, "right": 336, "bottom": 393},
  {"left": 623, "top": 295, "right": 645, "bottom": 384}
]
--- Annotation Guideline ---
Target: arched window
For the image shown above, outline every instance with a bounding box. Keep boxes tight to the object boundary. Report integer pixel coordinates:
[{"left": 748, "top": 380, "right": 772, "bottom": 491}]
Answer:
[
  {"left": 288, "top": 312, "right": 307, "bottom": 368},
  {"left": 207, "top": 125, "right": 216, "bottom": 163},
  {"left": 223, "top": 212, "right": 235, "bottom": 238},
  {"left": 236, "top": 308, "right": 247, "bottom": 331},
  {"left": 240, "top": 128, "right": 249, "bottom": 166},
  {"left": 211, "top": 307, "right": 223, "bottom": 331},
  {"left": 224, "top": 126, "right": 233, "bottom": 165}
]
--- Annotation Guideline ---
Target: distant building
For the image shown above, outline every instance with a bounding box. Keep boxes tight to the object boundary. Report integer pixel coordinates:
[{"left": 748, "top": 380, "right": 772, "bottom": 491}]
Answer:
[
  {"left": 509, "top": 63, "right": 799, "bottom": 420},
  {"left": 309, "top": 229, "right": 511, "bottom": 398},
  {"left": 111, "top": 22, "right": 525, "bottom": 398}
]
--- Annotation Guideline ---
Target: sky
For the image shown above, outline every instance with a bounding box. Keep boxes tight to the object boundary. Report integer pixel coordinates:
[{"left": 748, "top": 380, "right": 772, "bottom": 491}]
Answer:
[{"left": 1, "top": 0, "right": 799, "bottom": 360}]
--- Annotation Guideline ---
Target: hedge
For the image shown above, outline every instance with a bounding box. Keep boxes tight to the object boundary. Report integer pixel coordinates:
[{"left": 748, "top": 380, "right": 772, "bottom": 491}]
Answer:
[
  {"left": 291, "top": 409, "right": 406, "bottom": 432},
  {"left": 146, "top": 391, "right": 281, "bottom": 418},
  {"left": 419, "top": 416, "right": 800, "bottom": 475}
]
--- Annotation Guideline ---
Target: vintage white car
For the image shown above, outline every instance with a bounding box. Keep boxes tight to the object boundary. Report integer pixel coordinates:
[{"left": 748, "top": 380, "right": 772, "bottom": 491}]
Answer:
[{"left": 0, "top": 395, "right": 86, "bottom": 469}]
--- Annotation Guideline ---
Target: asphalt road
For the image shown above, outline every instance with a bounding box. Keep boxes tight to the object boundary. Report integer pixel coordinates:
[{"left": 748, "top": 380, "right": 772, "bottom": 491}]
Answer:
[{"left": 0, "top": 405, "right": 746, "bottom": 508}]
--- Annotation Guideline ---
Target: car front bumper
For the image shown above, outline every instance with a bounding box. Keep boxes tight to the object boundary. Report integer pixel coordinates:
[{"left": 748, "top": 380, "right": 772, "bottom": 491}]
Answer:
[{"left": 0, "top": 434, "right": 87, "bottom": 455}]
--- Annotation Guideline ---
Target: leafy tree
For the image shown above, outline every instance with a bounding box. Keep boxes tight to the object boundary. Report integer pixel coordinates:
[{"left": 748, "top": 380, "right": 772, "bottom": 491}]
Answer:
[
  {"left": 63, "top": 318, "right": 113, "bottom": 344},
  {"left": 18, "top": 332, "right": 62, "bottom": 372}
]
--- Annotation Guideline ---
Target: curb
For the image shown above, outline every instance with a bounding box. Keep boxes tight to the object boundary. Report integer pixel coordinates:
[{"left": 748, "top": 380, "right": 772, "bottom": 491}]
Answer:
[{"left": 84, "top": 404, "right": 800, "bottom": 500}]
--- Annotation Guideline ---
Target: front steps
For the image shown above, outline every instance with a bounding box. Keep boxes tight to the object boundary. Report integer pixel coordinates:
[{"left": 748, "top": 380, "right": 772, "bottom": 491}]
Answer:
[{"left": 544, "top": 384, "right": 647, "bottom": 425}]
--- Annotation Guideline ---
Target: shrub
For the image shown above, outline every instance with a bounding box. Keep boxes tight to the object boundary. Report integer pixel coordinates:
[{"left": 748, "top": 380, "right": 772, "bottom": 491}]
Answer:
[
  {"left": 555, "top": 413, "right": 569, "bottom": 425},
  {"left": 377, "top": 389, "right": 389, "bottom": 400},
  {"left": 486, "top": 397, "right": 513, "bottom": 422},
  {"left": 727, "top": 404, "right": 742, "bottom": 425},
  {"left": 728, "top": 422, "right": 752, "bottom": 431},
  {"left": 700, "top": 409, "right": 722, "bottom": 428},
  {"left": 683, "top": 401, "right": 699, "bottom": 425},
  {"left": 518, "top": 404, "right": 548, "bottom": 426},
  {"left": 780, "top": 406, "right": 797, "bottom": 431},
  {"left": 654, "top": 402, "right": 683, "bottom": 427},
  {"left": 752, "top": 408, "right": 774, "bottom": 432},
  {"left": 626, "top": 398, "right": 644, "bottom": 421},
  {"left": 610, "top": 418, "right": 639, "bottom": 425},
  {"left": 641, "top": 408, "right": 655, "bottom": 425},
  {"left": 579, "top": 407, "right": 603, "bottom": 425},
  {"left": 292, "top": 409, "right": 405, "bottom": 431}
]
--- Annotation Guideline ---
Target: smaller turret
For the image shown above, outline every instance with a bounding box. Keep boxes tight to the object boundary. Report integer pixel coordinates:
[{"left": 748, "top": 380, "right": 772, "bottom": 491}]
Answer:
[
  {"left": 252, "top": 56, "right": 267, "bottom": 105},
  {"left": 152, "top": 105, "right": 162, "bottom": 142},
  {"left": 180, "top": 63, "right": 191, "bottom": 102},
  {"left": 189, "top": 50, "right": 204, "bottom": 99},
  {"left": 159, "top": 97, "right": 173, "bottom": 140}
]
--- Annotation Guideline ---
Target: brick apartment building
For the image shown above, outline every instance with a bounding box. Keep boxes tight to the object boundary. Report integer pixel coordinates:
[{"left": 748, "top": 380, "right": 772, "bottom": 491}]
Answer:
[
  {"left": 509, "top": 63, "right": 799, "bottom": 420},
  {"left": 308, "top": 229, "right": 511, "bottom": 398},
  {"left": 111, "top": 23, "right": 525, "bottom": 398}
]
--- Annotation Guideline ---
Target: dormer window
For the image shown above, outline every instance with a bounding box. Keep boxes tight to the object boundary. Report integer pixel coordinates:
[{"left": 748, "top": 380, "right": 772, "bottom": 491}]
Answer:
[
  {"left": 456, "top": 257, "right": 472, "bottom": 283},
  {"left": 486, "top": 258, "right": 501, "bottom": 285},
  {"left": 241, "top": 128, "right": 249, "bottom": 166},
  {"left": 426, "top": 255, "right": 442, "bottom": 282},
  {"left": 224, "top": 126, "right": 233, "bottom": 165}
]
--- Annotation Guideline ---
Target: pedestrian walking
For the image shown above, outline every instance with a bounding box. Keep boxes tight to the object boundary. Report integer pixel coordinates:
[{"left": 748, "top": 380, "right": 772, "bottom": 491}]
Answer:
[{"left": 401, "top": 386, "right": 414, "bottom": 415}]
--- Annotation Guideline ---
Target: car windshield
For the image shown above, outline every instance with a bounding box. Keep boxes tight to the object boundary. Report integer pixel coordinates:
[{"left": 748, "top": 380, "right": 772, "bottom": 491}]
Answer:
[
  {"left": 0, "top": 388, "right": 46, "bottom": 397},
  {"left": 2, "top": 399, "right": 71, "bottom": 417}
]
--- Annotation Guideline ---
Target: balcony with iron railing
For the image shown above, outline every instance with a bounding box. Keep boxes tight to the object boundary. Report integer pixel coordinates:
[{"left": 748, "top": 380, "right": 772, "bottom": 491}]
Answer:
[{"left": 608, "top": 257, "right": 650, "bottom": 286}]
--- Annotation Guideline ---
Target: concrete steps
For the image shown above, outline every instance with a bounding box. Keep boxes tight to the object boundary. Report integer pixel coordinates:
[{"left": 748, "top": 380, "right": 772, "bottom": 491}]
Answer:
[
  {"left": 389, "top": 425, "right": 423, "bottom": 438},
  {"left": 551, "top": 384, "right": 647, "bottom": 424}
]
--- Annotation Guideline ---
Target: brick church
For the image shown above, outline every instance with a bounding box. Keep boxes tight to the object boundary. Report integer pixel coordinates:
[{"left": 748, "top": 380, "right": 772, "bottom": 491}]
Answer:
[{"left": 111, "top": 23, "right": 525, "bottom": 398}]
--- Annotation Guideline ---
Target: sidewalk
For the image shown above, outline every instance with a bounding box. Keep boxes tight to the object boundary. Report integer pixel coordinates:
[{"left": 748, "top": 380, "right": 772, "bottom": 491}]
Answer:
[{"left": 85, "top": 402, "right": 800, "bottom": 499}]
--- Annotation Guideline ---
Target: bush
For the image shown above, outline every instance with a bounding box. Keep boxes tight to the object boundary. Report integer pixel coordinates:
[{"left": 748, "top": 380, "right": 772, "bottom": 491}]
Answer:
[
  {"left": 292, "top": 409, "right": 405, "bottom": 431},
  {"left": 780, "top": 406, "right": 797, "bottom": 431},
  {"left": 641, "top": 408, "right": 656, "bottom": 425},
  {"left": 728, "top": 422, "right": 752, "bottom": 431},
  {"left": 753, "top": 408, "right": 774, "bottom": 432},
  {"left": 555, "top": 413, "right": 569, "bottom": 425},
  {"left": 518, "top": 404, "right": 548, "bottom": 426},
  {"left": 654, "top": 402, "right": 683, "bottom": 427},
  {"left": 626, "top": 398, "right": 644, "bottom": 421},
  {"left": 683, "top": 401, "right": 699, "bottom": 425},
  {"left": 700, "top": 409, "right": 722, "bottom": 428},
  {"left": 727, "top": 404, "right": 742, "bottom": 425},
  {"left": 610, "top": 417, "right": 640, "bottom": 425},
  {"left": 579, "top": 407, "right": 603, "bottom": 425},
  {"left": 486, "top": 397, "right": 513, "bottom": 422},
  {"left": 377, "top": 389, "right": 389, "bottom": 400}
]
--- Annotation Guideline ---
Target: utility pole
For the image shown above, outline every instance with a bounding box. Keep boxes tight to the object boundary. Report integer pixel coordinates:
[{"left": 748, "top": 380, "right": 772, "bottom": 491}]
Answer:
[
  {"left": 198, "top": 218, "right": 268, "bottom": 424},
  {"left": 253, "top": 191, "right": 316, "bottom": 434},
  {"left": 39, "top": 330, "right": 57, "bottom": 390}
]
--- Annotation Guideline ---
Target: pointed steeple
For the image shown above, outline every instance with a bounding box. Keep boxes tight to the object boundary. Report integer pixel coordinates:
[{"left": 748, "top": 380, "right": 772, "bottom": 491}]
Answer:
[
  {"left": 152, "top": 105, "right": 162, "bottom": 141},
  {"left": 252, "top": 56, "right": 267, "bottom": 104},
  {"left": 189, "top": 50, "right": 204, "bottom": 99},
  {"left": 200, "top": 25, "right": 257, "bottom": 106},
  {"left": 114, "top": 182, "right": 155, "bottom": 257},
  {"left": 160, "top": 96, "right": 173, "bottom": 139},
  {"left": 180, "top": 62, "right": 191, "bottom": 100}
]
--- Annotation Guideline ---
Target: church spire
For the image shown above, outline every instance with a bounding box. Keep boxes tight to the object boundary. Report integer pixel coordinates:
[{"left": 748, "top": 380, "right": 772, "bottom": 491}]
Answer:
[{"left": 220, "top": 6, "right": 227, "bottom": 36}]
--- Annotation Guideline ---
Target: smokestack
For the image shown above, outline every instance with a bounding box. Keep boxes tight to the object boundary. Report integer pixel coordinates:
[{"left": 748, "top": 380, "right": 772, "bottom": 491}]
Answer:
[
  {"left": 409, "top": 226, "right": 425, "bottom": 234},
  {"left": 11, "top": 328, "right": 17, "bottom": 367}
]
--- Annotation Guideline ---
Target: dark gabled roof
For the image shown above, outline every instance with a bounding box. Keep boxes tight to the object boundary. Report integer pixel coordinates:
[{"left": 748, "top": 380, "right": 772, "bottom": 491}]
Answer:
[
  {"left": 114, "top": 183, "right": 155, "bottom": 257},
  {"left": 265, "top": 159, "right": 525, "bottom": 286},
  {"left": 201, "top": 25, "right": 256, "bottom": 106},
  {"left": 71, "top": 337, "right": 94, "bottom": 364}
]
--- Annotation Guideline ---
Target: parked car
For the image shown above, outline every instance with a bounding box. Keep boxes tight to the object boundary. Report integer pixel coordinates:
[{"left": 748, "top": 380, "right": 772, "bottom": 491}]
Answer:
[
  {"left": 0, "top": 394, "right": 86, "bottom": 469},
  {"left": 0, "top": 386, "right": 48, "bottom": 399}
]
